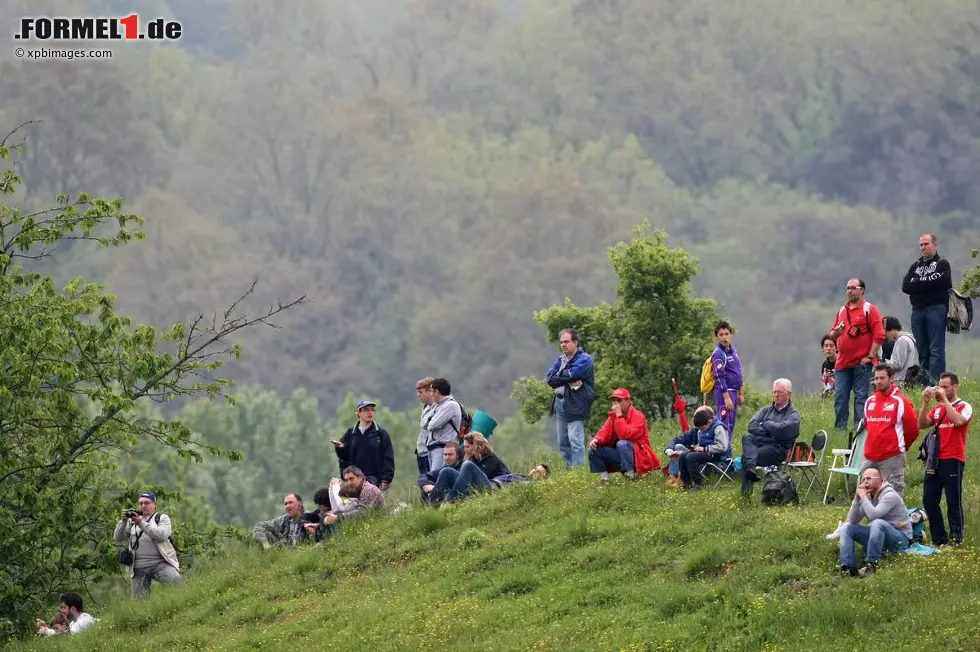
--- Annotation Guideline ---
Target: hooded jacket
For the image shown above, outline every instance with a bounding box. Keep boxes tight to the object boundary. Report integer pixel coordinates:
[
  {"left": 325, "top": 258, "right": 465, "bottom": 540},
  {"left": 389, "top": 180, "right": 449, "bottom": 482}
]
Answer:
[{"left": 902, "top": 253, "right": 953, "bottom": 310}]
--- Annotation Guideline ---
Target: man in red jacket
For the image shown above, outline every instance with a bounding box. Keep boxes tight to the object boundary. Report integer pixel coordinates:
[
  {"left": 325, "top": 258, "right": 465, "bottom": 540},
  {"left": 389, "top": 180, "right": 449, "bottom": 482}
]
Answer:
[
  {"left": 827, "top": 278, "right": 886, "bottom": 434},
  {"left": 861, "top": 363, "right": 920, "bottom": 496},
  {"left": 587, "top": 387, "right": 661, "bottom": 481}
]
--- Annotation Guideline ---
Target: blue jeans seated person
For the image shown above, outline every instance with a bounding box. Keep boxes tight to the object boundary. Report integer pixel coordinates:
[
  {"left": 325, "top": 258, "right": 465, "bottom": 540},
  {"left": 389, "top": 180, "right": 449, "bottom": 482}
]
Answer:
[
  {"left": 588, "top": 439, "right": 635, "bottom": 481},
  {"left": 839, "top": 467, "right": 912, "bottom": 577}
]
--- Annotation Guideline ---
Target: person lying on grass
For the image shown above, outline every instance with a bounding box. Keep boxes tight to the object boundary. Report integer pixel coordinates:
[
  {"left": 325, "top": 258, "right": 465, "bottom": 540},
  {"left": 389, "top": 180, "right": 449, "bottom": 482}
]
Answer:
[
  {"left": 492, "top": 463, "right": 551, "bottom": 489},
  {"left": 838, "top": 466, "right": 913, "bottom": 578},
  {"left": 431, "top": 432, "right": 510, "bottom": 504}
]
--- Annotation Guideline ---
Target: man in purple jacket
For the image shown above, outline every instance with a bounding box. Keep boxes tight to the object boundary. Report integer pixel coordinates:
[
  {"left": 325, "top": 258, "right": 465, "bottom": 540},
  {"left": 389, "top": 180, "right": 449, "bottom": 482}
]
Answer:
[{"left": 711, "top": 320, "right": 744, "bottom": 436}]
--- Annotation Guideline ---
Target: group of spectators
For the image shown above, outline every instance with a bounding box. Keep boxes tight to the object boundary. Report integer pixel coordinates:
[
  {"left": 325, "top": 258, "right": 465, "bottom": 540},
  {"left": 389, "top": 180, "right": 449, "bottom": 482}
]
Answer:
[
  {"left": 36, "top": 232, "right": 968, "bottom": 634},
  {"left": 251, "top": 379, "right": 552, "bottom": 550},
  {"left": 544, "top": 232, "right": 970, "bottom": 579}
]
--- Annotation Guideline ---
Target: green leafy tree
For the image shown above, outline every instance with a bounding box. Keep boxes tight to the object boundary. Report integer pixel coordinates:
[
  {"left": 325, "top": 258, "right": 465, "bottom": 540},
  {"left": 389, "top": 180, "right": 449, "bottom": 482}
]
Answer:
[
  {"left": 0, "top": 133, "right": 304, "bottom": 638},
  {"left": 513, "top": 223, "right": 721, "bottom": 433}
]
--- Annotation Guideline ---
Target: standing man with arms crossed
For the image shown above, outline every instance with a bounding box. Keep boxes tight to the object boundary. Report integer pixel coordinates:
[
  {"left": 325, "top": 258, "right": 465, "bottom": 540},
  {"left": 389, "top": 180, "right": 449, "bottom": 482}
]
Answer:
[
  {"left": 918, "top": 373, "right": 971, "bottom": 545},
  {"left": 902, "top": 233, "right": 953, "bottom": 385},
  {"left": 711, "top": 320, "right": 744, "bottom": 437},
  {"left": 827, "top": 278, "right": 885, "bottom": 434},
  {"left": 546, "top": 328, "right": 596, "bottom": 467}
]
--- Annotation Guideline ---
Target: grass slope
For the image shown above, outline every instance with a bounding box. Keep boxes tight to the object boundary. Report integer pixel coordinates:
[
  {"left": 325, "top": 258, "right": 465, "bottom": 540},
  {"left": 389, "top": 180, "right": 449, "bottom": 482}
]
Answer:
[{"left": 15, "top": 382, "right": 980, "bottom": 652}]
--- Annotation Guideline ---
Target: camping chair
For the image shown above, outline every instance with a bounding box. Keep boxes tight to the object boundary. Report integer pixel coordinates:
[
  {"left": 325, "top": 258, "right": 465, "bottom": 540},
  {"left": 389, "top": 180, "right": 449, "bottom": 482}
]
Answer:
[
  {"left": 822, "top": 421, "right": 868, "bottom": 505},
  {"left": 700, "top": 456, "right": 736, "bottom": 488},
  {"left": 786, "top": 430, "right": 827, "bottom": 501}
]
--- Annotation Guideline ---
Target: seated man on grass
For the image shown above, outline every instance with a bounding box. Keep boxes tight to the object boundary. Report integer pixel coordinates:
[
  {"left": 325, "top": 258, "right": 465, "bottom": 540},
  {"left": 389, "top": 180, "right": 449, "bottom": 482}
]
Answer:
[
  {"left": 587, "top": 387, "right": 660, "bottom": 482},
  {"left": 418, "top": 442, "right": 462, "bottom": 504},
  {"left": 317, "top": 466, "right": 386, "bottom": 530},
  {"left": 253, "top": 493, "right": 311, "bottom": 549},
  {"left": 432, "top": 432, "right": 511, "bottom": 503},
  {"left": 839, "top": 466, "right": 912, "bottom": 577}
]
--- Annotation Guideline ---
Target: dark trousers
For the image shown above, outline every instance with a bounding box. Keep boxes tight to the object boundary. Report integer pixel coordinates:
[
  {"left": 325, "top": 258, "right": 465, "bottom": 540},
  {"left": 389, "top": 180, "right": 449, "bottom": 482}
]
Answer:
[
  {"left": 741, "top": 434, "right": 785, "bottom": 470},
  {"left": 678, "top": 451, "right": 714, "bottom": 486},
  {"left": 923, "top": 459, "right": 965, "bottom": 544},
  {"left": 416, "top": 453, "right": 430, "bottom": 475},
  {"left": 911, "top": 303, "right": 947, "bottom": 383}
]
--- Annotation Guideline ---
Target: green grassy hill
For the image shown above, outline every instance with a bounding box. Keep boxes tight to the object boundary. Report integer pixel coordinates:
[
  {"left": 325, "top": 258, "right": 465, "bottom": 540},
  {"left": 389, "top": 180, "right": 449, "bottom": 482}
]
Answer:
[{"left": 15, "top": 382, "right": 980, "bottom": 651}]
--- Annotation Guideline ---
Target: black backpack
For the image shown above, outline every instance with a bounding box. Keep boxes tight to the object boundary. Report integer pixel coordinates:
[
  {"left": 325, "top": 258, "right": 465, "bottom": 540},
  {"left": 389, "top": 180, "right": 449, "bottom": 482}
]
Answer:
[{"left": 761, "top": 469, "right": 800, "bottom": 506}]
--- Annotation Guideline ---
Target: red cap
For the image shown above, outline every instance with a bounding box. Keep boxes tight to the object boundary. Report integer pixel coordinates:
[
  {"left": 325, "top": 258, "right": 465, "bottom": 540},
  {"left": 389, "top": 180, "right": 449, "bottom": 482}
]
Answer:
[{"left": 610, "top": 387, "right": 631, "bottom": 400}]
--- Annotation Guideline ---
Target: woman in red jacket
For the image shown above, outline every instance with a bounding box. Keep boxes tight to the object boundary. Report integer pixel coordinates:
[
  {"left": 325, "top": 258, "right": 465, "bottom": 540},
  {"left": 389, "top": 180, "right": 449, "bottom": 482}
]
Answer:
[{"left": 587, "top": 388, "right": 661, "bottom": 481}]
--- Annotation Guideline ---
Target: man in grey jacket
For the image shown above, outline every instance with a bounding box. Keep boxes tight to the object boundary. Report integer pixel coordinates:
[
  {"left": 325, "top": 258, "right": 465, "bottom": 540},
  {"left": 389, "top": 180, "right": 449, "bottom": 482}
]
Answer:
[
  {"left": 415, "top": 377, "right": 436, "bottom": 474},
  {"left": 839, "top": 466, "right": 912, "bottom": 577},
  {"left": 883, "top": 316, "right": 920, "bottom": 384},
  {"left": 740, "top": 378, "right": 801, "bottom": 495},
  {"left": 113, "top": 492, "right": 182, "bottom": 598},
  {"left": 423, "top": 378, "right": 462, "bottom": 473}
]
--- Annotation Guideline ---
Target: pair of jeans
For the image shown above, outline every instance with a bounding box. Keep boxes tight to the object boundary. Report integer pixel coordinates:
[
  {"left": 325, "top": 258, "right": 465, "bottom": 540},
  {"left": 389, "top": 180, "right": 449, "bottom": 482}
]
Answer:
[
  {"left": 923, "top": 459, "right": 966, "bottom": 544},
  {"left": 433, "top": 461, "right": 495, "bottom": 502},
  {"left": 667, "top": 444, "right": 689, "bottom": 475},
  {"left": 910, "top": 303, "right": 947, "bottom": 383},
  {"left": 588, "top": 440, "right": 635, "bottom": 473},
  {"left": 833, "top": 364, "right": 872, "bottom": 432},
  {"left": 678, "top": 451, "right": 715, "bottom": 486},
  {"left": 555, "top": 398, "right": 586, "bottom": 466},
  {"left": 839, "top": 520, "right": 911, "bottom": 567}
]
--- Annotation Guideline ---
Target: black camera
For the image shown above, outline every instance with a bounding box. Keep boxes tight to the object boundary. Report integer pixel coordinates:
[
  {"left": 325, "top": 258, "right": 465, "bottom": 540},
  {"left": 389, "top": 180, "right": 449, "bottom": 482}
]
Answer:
[{"left": 123, "top": 508, "right": 142, "bottom": 518}]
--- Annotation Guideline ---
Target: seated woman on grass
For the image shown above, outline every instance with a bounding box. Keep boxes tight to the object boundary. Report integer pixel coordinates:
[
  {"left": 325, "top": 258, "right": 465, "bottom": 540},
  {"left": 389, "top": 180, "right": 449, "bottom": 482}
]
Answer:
[{"left": 432, "top": 432, "right": 510, "bottom": 504}]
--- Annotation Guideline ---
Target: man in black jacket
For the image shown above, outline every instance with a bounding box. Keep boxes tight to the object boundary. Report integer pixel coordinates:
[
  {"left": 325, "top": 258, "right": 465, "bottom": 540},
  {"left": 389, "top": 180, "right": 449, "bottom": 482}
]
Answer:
[
  {"left": 332, "top": 399, "right": 395, "bottom": 491},
  {"left": 902, "top": 233, "right": 952, "bottom": 385}
]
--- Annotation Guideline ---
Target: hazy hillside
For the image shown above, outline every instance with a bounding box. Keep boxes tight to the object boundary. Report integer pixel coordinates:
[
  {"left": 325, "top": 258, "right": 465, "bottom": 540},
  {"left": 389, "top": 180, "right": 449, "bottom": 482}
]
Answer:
[{"left": 1, "top": 0, "right": 978, "bottom": 422}]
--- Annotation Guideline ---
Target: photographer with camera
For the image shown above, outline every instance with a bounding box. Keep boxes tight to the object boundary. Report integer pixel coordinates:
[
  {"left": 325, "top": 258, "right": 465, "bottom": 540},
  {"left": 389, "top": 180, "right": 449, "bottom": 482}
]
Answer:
[{"left": 113, "top": 492, "right": 182, "bottom": 598}]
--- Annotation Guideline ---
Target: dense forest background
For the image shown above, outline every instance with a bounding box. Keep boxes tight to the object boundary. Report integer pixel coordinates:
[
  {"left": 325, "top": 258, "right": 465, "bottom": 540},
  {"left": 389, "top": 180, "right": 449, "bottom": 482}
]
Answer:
[{"left": 2, "top": 0, "right": 980, "bottom": 525}]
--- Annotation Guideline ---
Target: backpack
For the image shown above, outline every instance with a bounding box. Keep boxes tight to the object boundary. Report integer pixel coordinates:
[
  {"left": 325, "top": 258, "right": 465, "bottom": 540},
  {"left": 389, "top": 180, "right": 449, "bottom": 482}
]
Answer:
[
  {"left": 948, "top": 288, "right": 973, "bottom": 334},
  {"left": 788, "top": 441, "right": 814, "bottom": 464},
  {"left": 448, "top": 399, "right": 472, "bottom": 438},
  {"left": 700, "top": 349, "right": 727, "bottom": 395},
  {"left": 761, "top": 469, "right": 799, "bottom": 506}
]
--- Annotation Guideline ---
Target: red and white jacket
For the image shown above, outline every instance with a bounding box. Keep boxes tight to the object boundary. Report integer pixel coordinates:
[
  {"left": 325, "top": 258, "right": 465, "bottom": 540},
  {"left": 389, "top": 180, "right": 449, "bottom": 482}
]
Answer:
[{"left": 863, "top": 385, "right": 920, "bottom": 462}]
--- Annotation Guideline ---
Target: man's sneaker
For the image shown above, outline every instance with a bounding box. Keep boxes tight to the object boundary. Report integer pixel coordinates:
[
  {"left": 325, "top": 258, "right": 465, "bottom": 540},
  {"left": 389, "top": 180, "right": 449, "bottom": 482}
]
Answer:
[
  {"left": 624, "top": 470, "right": 637, "bottom": 480},
  {"left": 599, "top": 472, "right": 611, "bottom": 482},
  {"left": 858, "top": 562, "right": 878, "bottom": 577},
  {"left": 840, "top": 565, "right": 859, "bottom": 578}
]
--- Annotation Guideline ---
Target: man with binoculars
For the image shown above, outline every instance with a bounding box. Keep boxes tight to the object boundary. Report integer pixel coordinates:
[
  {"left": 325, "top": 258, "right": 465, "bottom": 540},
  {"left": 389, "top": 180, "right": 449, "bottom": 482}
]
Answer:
[{"left": 113, "top": 492, "right": 182, "bottom": 597}]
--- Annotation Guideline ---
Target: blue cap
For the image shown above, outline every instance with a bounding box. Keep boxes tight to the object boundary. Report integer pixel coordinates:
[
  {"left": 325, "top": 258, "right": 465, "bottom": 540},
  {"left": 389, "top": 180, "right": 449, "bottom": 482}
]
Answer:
[
  {"left": 356, "top": 399, "right": 377, "bottom": 410},
  {"left": 138, "top": 492, "right": 157, "bottom": 502}
]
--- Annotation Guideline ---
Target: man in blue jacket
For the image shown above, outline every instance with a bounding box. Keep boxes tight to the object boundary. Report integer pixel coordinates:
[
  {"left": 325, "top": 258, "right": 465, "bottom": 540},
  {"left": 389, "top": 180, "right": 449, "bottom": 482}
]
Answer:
[{"left": 546, "top": 328, "right": 595, "bottom": 467}]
